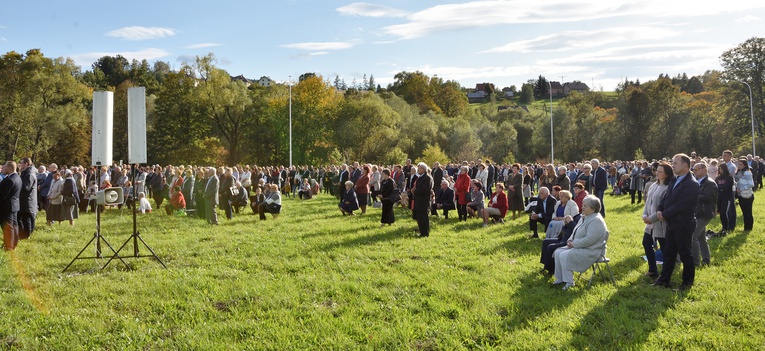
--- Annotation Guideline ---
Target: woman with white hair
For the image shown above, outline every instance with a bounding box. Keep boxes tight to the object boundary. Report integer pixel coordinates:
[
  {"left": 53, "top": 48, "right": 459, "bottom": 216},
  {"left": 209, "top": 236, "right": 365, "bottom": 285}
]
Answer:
[
  {"left": 339, "top": 181, "right": 359, "bottom": 215},
  {"left": 552, "top": 195, "right": 608, "bottom": 290}
]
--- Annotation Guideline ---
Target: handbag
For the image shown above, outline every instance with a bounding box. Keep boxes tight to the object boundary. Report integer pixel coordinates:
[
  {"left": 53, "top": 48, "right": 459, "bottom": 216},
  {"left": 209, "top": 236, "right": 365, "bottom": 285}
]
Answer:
[
  {"left": 389, "top": 190, "right": 401, "bottom": 203},
  {"left": 372, "top": 201, "right": 382, "bottom": 209},
  {"left": 62, "top": 195, "right": 76, "bottom": 206}
]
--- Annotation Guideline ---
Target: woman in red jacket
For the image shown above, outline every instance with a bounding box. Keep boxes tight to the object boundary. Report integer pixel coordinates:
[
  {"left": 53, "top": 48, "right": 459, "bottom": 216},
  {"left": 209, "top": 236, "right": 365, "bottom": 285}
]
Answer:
[
  {"left": 354, "top": 165, "right": 371, "bottom": 214},
  {"left": 454, "top": 165, "right": 472, "bottom": 221},
  {"left": 165, "top": 185, "right": 187, "bottom": 215},
  {"left": 482, "top": 183, "right": 508, "bottom": 226}
]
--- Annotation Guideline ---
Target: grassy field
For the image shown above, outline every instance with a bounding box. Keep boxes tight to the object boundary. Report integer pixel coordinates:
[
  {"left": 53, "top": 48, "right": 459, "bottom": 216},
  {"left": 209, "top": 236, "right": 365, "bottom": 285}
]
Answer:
[{"left": 2, "top": 191, "right": 764, "bottom": 350}]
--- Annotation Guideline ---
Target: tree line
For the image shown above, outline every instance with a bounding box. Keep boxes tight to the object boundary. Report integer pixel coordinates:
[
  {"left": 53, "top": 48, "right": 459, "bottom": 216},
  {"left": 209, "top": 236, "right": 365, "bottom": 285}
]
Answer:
[{"left": 1, "top": 37, "right": 763, "bottom": 166}]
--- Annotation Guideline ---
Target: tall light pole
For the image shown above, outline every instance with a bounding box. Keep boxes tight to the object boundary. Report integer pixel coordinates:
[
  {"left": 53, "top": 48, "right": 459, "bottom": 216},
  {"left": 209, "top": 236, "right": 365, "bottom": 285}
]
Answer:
[
  {"left": 289, "top": 75, "right": 293, "bottom": 167},
  {"left": 548, "top": 80, "right": 554, "bottom": 163},
  {"left": 737, "top": 80, "right": 756, "bottom": 157}
]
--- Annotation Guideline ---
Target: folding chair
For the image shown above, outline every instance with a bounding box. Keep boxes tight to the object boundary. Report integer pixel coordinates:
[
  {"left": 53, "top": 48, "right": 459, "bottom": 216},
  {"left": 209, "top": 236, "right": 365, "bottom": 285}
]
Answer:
[{"left": 578, "top": 230, "right": 616, "bottom": 288}]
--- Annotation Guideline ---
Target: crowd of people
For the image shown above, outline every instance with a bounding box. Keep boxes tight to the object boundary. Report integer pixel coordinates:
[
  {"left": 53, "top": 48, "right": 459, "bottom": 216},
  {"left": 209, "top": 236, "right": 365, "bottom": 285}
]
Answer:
[{"left": 1, "top": 151, "right": 760, "bottom": 291}]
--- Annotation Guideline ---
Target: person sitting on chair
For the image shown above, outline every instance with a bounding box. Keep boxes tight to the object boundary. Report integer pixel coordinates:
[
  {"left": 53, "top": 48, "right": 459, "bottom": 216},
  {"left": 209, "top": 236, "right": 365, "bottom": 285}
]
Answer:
[
  {"left": 482, "top": 183, "right": 508, "bottom": 226},
  {"left": 529, "top": 187, "right": 557, "bottom": 238},
  {"left": 551, "top": 195, "right": 609, "bottom": 290},
  {"left": 466, "top": 180, "right": 485, "bottom": 219},
  {"left": 431, "top": 179, "right": 455, "bottom": 219},
  {"left": 165, "top": 186, "right": 186, "bottom": 215}
]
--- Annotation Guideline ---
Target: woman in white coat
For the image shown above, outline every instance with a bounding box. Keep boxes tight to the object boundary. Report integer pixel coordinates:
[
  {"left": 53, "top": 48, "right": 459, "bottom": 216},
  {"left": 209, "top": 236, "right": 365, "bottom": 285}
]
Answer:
[
  {"left": 475, "top": 163, "right": 489, "bottom": 191},
  {"left": 641, "top": 162, "right": 670, "bottom": 278},
  {"left": 545, "top": 190, "right": 580, "bottom": 239},
  {"left": 552, "top": 195, "right": 608, "bottom": 290}
]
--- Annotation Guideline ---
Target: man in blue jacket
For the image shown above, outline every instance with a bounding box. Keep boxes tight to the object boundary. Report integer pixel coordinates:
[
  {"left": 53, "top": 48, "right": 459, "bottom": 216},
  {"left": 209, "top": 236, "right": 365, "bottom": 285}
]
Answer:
[{"left": 654, "top": 154, "right": 699, "bottom": 290}]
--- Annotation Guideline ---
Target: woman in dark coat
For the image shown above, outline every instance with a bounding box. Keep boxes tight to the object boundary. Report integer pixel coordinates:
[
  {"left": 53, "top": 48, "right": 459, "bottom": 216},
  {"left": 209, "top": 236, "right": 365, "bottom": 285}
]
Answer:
[
  {"left": 219, "top": 167, "right": 235, "bottom": 220},
  {"left": 378, "top": 169, "right": 396, "bottom": 225},
  {"left": 506, "top": 164, "right": 525, "bottom": 220},
  {"left": 339, "top": 181, "right": 359, "bottom": 215},
  {"left": 60, "top": 170, "right": 81, "bottom": 224}
]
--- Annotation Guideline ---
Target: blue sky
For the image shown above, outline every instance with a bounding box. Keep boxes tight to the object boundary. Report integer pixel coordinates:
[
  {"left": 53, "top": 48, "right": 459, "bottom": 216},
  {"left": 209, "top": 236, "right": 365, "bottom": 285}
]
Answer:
[{"left": 2, "top": 0, "right": 765, "bottom": 90}]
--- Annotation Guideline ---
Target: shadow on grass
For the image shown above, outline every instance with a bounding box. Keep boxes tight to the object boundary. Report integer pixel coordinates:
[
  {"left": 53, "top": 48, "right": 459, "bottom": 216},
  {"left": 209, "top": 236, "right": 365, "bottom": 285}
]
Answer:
[
  {"left": 501, "top": 270, "right": 577, "bottom": 332},
  {"left": 316, "top": 226, "right": 413, "bottom": 252},
  {"left": 567, "top": 273, "right": 684, "bottom": 349},
  {"left": 708, "top": 229, "right": 750, "bottom": 266}
]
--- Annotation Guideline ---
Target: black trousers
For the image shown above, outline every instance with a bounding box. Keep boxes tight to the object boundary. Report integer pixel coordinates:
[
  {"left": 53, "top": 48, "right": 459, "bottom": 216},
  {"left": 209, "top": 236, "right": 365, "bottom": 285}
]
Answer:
[
  {"left": 658, "top": 222, "right": 696, "bottom": 286},
  {"left": 739, "top": 195, "right": 754, "bottom": 231},
  {"left": 541, "top": 239, "right": 566, "bottom": 273},
  {"left": 17, "top": 213, "right": 35, "bottom": 240},
  {"left": 431, "top": 202, "right": 454, "bottom": 218},
  {"left": 414, "top": 208, "right": 430, "bottom": 236},
  {"left": 457, "top": 204, "right": 467, "bottom": 221},
  {"left": 529, "top": 217, "right": 547, "bottom": 235}
]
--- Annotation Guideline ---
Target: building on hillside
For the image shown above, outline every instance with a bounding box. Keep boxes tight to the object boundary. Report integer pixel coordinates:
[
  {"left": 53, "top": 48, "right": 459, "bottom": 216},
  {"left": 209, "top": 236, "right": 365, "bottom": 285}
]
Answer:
[
  {"left": 563, "top": 81, "right": 589, "bottom": 96},
  {"left": 256, "top": 76, "right": 274, "bottom": 87},
  {"left": 549, "top": 81, "right": 563, "bottom": 96},
  {"left": 230, "top": 74, "right": 252, "bottom": 86},
  {"left": 475, "top": 82, "right": 496, "bottom": 93},
  {"left": 502, "top": 87, "right": 514, "bottom": 98},
  {"left": 467, "top": 91, "right": 487, "bottom": 103}
]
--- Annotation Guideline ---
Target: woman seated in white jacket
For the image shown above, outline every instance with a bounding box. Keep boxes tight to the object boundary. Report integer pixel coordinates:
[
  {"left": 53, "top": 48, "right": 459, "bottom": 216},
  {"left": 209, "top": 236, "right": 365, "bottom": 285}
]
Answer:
[
  {"left": 552, "top": 195, "right": 609, "bottom": 290},
  {"left": 545, "top": 190, "right": 580, "bottom": 239}
]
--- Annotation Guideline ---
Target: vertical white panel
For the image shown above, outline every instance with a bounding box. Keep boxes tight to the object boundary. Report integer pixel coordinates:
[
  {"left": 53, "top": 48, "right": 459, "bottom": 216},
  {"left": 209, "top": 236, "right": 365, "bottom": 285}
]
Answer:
[
  {"left": 128, "top": 87, "right": 147, "bottom": 164},
  {"left": 92, "top": 91, "right": 113, "bottom": 166}
]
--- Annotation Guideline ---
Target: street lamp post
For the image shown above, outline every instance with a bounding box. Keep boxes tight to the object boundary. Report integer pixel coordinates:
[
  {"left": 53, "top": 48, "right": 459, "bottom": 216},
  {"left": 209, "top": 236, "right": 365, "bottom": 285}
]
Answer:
[
  {"left": 548, "top": 80, "right": 554, "bottom": 163},
  {"left": 737, "top": 80, "right": 756, "bottom": 157},
  {"left": 289, "top": 75, "right": 293, "bottom": 167}
]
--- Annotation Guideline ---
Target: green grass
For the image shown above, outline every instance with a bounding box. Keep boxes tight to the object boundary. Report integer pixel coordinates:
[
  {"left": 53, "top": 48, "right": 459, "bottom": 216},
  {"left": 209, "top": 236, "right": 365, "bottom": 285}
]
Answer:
[{"left": 2, "top": 192, "right": 764, "bottom": 350}]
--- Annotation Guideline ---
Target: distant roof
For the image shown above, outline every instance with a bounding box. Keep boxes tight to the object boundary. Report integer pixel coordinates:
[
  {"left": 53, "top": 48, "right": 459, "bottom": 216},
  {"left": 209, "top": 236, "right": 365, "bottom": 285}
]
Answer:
[
  {"left": 564, "top": 82, "right": 589, "bottom": 90},
  {"left": 550, "top": 81, "right": 563, "bottom": 89}
]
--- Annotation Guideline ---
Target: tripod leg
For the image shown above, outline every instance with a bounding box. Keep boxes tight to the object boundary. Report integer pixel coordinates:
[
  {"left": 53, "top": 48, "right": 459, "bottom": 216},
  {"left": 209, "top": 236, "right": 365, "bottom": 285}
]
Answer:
[
  {"left": 136, "top": 233, "right": 167, "bottom": 268},
  {"left": 62, "top": 233, "right": 98, "bottom": 273}
]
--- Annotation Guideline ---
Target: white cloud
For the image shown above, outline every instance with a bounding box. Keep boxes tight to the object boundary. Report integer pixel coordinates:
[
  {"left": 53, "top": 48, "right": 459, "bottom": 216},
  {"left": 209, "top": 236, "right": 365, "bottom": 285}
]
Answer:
[
  {"left": 337, "top": 3, "right": 410, "bottom": 18},
  {"left": 539, "top": 43, "right": 726, "bottom": 66},
  {"left": 481, "top": 27, "right": 680, "bottom": 54},
  {"left": 0, "top": 37, "right": 6, "bottom": 42},
  {"left": 397, "top": 64, "right": 589, "bottom": 82},
  {"left": 186, "top": 43, "right": 223, "bottom": 49},
  {"left": 105, "top": 26, "right": 176, "bottom": 40},
  {"left": 736, "top": 15, "right": 761, "bottom": 22},
  {"left": 281, "top": 41, "right": 357, "bottom": 50},
  {"left": 380, "top": 0, "right": 765, "bottom": 40},
  {"left": 69, "top": 48, "right": 171, "bottom": 67}
]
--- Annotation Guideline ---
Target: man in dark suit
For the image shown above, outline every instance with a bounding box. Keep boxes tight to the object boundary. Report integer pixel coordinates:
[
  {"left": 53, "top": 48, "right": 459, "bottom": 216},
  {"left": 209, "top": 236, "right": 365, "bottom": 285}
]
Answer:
[
  {"left": 349, "top": 162, "right": 361, "bottom": 184},
  {"left": 431, "top": 162, "right": 444, "bottom": 192},
  {"left": 691, "top": 162, "right": 716, "bottom": 266},
  {"left": 591, "top": 159, "right": 608, "bottom": 217},
  {"left": 654, "top": 153, "right": 699, "bottom": 290},
  {"left": 486, "top": 162, "right": 496, "bottom": 195},
  {"left": 17, "top": 158, "right": 37, "bottom": 240},
  {"left": 203, "top": 167, "right": 220, "bottom": 225},
  {"left": 412, "top": 163, "right": 434, "bottom": 237},
  {"left": 529, "top": 187, "right": 556, "bottom": 238},
  {"left": 431, "top": 179, "right": 455, "bottom": 218},
  {"left": 337, "top": 164, "right": 350, "bottom": 198},
  {"left": 1, "top": 161, "right": 23, "bottom": 251},
  {"left": 182, "top": 170, "right": 195, "bottom": 209}
]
